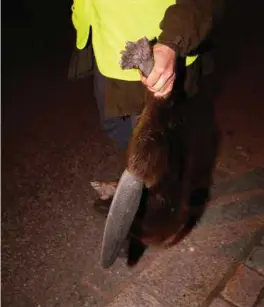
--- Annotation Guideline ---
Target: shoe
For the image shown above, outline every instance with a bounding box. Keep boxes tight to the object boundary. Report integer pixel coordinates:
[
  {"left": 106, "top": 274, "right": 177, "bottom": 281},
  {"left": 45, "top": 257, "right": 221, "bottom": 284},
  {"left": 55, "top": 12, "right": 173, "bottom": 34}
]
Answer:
[{"left": 92, "top": 198, "right": 112, "bottom": 216}]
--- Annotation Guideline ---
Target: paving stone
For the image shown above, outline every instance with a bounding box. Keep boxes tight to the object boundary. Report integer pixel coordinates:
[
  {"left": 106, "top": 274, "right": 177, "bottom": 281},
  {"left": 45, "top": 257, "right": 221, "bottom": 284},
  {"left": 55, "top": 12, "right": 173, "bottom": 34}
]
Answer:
[
  {"left": 209, "top": 297, "right": 232, "bottom": 307},
  {"left": 210, "top": 168, "right": 264, "bottom": 201},
  {"left": 222, "top": 265, "right": 264, "bottom": 307},
  {"left": 246, "top": 246, "right": 264, "bottom": 275},
  {"left": 107, "top": 284, "right": 164, "bottom": 307},
  {"left": 256, "top": 298, "right": 264, "bottom": 307},
  {"left": 199, "top": 193, "right": 264, "bottom": 228},
  {"left": 213, "top": 168, "right": 233, "bottom": 183},
  {"left": 134, "top": 220, "right": 260, "bottom": 307}
]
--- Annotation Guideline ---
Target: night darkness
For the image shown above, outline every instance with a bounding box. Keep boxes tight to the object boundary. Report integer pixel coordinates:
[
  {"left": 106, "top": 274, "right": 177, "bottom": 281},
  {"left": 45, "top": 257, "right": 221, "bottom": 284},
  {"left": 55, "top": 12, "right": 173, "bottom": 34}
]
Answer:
[
  {"left": 2, "top": 0, "right": 73, "bottom": 78},
  {"left": 2, "top": 1, "right": 264, "bottom": 306}
]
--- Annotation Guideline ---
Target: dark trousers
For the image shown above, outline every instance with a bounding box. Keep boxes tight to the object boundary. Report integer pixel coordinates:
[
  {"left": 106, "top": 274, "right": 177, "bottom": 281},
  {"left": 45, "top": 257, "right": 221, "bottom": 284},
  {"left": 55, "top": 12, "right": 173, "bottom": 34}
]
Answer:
[{"left": 93, "top": 64, "right": 138, "bottom": 149}]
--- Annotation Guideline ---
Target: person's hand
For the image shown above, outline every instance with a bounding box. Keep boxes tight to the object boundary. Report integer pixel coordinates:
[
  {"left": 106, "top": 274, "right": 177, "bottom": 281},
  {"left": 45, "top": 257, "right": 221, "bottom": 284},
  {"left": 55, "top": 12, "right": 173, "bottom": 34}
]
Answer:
[{"left": 141, "top": 43, "right": 176, "bottom": 99}]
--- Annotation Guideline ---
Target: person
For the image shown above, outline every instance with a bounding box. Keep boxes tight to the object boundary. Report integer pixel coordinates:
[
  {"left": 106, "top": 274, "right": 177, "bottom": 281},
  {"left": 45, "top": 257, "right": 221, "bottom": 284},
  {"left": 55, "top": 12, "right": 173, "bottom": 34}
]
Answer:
[{"left": 71, "top": 0, "right": 224, "bottom": 208}]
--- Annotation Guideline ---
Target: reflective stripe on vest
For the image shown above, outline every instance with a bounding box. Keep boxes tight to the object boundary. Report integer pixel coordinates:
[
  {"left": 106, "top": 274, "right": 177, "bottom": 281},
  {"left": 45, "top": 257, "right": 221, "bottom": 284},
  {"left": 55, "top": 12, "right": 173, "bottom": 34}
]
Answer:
[{"left": 72, "top": 0, "right": 198, "bottom": 81}]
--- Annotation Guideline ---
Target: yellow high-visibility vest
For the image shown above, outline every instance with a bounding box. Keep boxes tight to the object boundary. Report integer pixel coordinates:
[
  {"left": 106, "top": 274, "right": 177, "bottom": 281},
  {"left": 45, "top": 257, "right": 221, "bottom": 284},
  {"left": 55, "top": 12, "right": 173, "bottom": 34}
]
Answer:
[{"left": 72, "top": 0, "right": 198, "bottom": 81}]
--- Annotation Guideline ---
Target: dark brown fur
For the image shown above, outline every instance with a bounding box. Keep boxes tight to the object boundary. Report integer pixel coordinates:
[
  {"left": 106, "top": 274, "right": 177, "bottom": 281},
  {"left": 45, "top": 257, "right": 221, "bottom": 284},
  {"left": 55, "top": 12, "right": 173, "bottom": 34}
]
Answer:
[
  {"left": 124, "top": 83, "right": 219, "bottom": 265},
  {"left": 92, "top": 82, "right": 219, "bottom": 266},
  {"left": 127, "top": 92, "right": 169, "bottom": 188}
]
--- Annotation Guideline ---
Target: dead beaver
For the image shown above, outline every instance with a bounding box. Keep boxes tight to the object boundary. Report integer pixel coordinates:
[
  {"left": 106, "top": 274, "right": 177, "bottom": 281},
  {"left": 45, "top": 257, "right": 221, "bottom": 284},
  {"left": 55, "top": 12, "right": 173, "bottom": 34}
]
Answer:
[{"left": 91, "top": 38, "right": 219, "bottom": 267}]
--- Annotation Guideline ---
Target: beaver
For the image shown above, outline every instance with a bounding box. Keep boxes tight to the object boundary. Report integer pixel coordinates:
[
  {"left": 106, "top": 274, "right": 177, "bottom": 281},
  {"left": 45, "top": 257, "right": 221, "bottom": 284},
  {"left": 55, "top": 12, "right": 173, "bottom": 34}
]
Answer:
[{"left": 91, "top": 38, "right": 219, "bottom": 267}]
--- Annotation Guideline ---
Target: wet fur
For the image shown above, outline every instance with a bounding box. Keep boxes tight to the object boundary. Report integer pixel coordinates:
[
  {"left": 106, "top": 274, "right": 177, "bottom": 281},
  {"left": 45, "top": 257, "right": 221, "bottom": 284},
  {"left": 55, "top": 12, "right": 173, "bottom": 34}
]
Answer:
[
  {"left": 128, "top": 88, "right": 219, "bottom": 248},
  {"left": 126, "top": 93, "right": 170, "bottom": 188},
  {"left": 92, "top": 88, "right": 219, "bottom": 266}
]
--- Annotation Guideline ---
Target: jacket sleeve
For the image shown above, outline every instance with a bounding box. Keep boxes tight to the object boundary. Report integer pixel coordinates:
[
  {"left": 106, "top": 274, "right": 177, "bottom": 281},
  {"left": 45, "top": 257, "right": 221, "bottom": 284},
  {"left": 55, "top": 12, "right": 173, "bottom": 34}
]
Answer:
[{"left": 158, "top": 0, "right": 224, "bottom": 56}]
